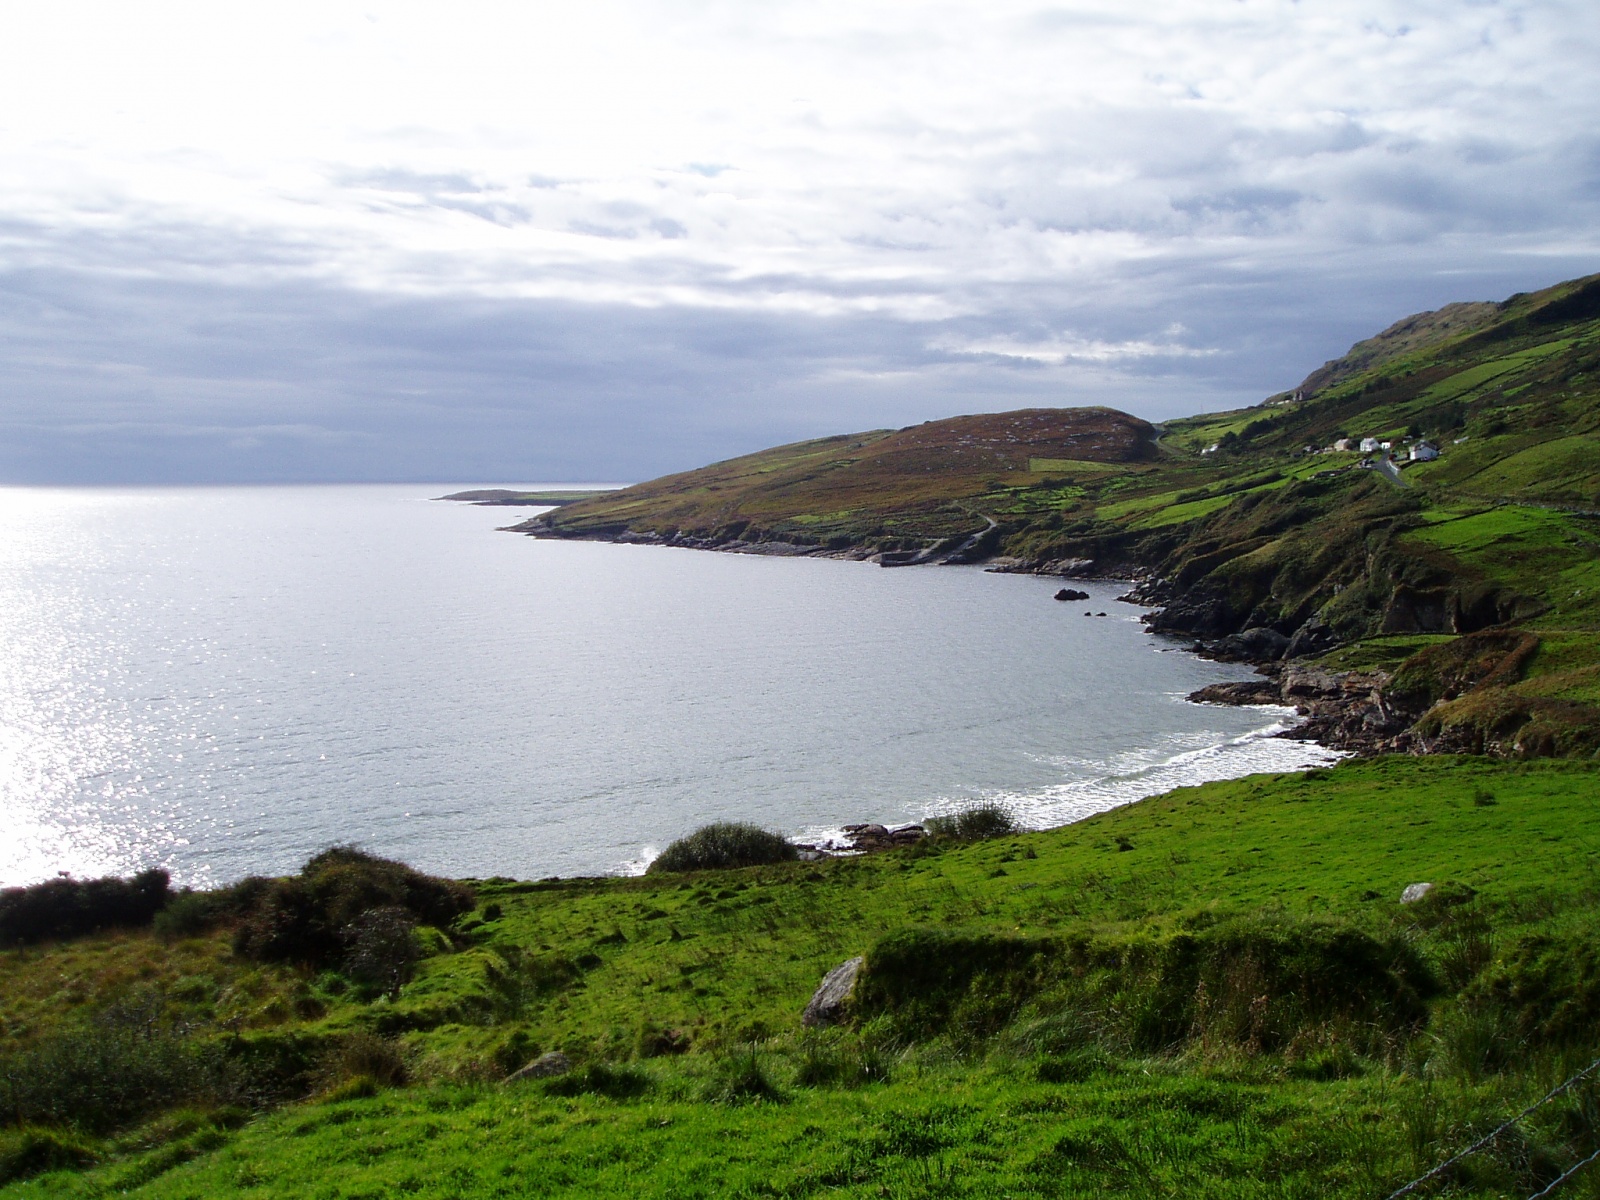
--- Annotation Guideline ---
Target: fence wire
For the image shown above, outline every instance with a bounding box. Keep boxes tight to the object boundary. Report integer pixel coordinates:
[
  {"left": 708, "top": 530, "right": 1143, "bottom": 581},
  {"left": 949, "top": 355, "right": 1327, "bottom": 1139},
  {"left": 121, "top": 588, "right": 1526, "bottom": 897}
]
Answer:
[{"left": 1384, "top": 1055, "right": 1600, "bottom": 1200}]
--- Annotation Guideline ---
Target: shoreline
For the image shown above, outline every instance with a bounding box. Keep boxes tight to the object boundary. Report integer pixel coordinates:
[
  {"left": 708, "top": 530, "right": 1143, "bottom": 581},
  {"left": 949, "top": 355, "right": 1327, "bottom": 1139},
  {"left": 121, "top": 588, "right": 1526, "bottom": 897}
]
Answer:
[
  {"left": 505, "top": 522, "right": 1358, "bottom": 871},
  {"left": 510, "top": 517, "right": 1392, "bottom": 760}
]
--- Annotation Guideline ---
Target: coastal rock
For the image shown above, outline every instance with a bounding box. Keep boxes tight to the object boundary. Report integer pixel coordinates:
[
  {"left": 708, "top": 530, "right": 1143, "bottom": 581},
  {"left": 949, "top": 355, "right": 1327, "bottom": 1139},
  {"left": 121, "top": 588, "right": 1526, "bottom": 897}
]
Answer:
[
  {"left": 1188, "top": 679, "right": 1281, "bottom": 707},
  {"left": 1281, "top": 666, "right": 1342, "bottom": 700},
  {"left": 1213, "top": 627, "right": 1292, "bottom": 661},
  {"left": 1043, "top": 558, "right": 1097, "bottom": 577},
  {"left": 1053, "top": 588, "right": 1090, "bottom": 602},
  {"left": 506, "top": 1051, "right": 572, "bottom": 1082},
  {"left": 803, "top": 956, "right": 864, "bottom": 1028},
  {"left": 1285, "top": 616, "right": 1341, "bottom": 659},
  {"left": 1400, "top": 883, "right": 1434, "bottom": 905}
]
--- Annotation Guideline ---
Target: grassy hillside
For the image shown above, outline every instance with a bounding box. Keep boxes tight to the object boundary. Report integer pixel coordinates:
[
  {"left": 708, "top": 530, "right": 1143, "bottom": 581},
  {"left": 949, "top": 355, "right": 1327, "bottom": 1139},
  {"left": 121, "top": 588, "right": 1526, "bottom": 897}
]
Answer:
[
  {"left": 524, "top": 271, "right": 1600, "bottom": 760},
  {"left": 5, "top": 758, "right": 1600, "bottom": 1196}
]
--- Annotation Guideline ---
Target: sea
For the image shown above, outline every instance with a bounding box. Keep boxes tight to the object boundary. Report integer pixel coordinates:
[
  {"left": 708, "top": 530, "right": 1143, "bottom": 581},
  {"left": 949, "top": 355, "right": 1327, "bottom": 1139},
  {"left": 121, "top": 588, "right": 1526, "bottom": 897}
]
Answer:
[{"left": 0, "top": 485, "right": 1337, "bottom": 888}]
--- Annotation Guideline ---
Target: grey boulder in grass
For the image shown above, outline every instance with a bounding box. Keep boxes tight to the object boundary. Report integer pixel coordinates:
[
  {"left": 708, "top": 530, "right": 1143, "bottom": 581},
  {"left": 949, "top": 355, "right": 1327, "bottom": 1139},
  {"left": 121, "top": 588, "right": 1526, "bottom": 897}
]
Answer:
[{"left": 802, "top": 956, "right": 864, "bottom": 1028}]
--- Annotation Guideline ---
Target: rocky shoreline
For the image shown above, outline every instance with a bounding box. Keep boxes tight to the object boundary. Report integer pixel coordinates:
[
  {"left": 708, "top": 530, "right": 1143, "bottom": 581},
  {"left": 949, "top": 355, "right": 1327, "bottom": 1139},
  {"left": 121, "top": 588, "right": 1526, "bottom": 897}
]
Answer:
[{"left": 511, "top": 520, "right": 1464, "bottom": 761}]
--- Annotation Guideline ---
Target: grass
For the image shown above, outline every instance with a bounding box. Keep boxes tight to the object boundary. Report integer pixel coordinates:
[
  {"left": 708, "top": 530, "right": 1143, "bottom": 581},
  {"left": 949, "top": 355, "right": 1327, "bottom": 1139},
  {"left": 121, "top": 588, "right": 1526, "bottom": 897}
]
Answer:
[{"left": 6, "top": 758, "right": 1600, "bottom": 1196}]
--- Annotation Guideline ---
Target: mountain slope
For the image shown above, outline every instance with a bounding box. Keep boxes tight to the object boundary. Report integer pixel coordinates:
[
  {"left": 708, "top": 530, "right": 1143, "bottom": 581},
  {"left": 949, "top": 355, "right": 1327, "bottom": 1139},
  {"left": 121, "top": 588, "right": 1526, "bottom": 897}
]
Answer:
[{"left": 521, "top": 270, "right": 1600, "bottom": 758}]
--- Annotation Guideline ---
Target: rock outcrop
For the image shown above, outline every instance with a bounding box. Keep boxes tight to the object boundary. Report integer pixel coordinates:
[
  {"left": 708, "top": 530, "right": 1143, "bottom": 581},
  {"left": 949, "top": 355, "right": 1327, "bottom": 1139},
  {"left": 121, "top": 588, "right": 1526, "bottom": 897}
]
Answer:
[
  {"left": 506, "top": 1051, "right": 572, "bottom": 1082},
  {"left": 803, "top": 956, "right": 864, "bottom": 1028}
]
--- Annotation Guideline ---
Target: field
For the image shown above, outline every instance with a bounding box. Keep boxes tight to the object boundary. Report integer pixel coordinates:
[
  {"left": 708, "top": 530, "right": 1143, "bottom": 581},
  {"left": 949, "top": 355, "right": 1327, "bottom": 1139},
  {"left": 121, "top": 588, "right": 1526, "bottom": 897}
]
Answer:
[{"left": 6, "top": 757, "right": 1600, "bottom": 1197}]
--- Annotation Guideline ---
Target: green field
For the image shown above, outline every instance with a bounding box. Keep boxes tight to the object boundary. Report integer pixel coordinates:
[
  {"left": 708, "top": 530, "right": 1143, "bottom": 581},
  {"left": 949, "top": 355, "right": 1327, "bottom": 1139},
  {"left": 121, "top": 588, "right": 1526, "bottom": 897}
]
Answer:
[{"left": 7, "top": 758, "right": 1600, "bottom": 1197}]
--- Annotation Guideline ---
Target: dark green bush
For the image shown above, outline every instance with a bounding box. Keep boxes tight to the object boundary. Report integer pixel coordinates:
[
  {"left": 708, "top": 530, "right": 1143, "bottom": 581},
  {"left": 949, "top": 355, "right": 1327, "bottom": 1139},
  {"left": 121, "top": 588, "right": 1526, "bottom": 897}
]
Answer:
[
  {"left": 855, "top": 929, "right": 1052, "bottom": 1042},
  {"left": 0, "top": 1126, "right": 98, "bottom": 1185},
  {"left": 855, "top": 917, "right": 1435, "bottom": 1054},
  {"left": 646, "top": 823, "right": 798, "bottom": 873},
  {"left": 340, "top": 906, "right": 421, "bottom": 997},
  {"left": 0, "top": 1024, "right": 238, "bottom": 1134},
  {"left": 924, "top": 803, "right": 1018, "bottom": 841},
  {"left": 321, "top": 1033, "right": 408, "bottom": 1091},
  {"left": 1467, "top": 933, "right": 1600, "bottom": 1054},
  {"left": 0, "top": 869, "right": 171, "bottom": 947},
  {"left": 232, "top": 847, "right": 472, "bottom": 968}
]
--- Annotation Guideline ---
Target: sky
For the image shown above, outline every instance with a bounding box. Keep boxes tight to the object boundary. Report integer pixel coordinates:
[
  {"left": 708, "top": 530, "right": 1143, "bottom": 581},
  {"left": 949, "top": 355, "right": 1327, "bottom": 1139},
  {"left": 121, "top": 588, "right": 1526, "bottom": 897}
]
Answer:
[{"left": 1, "top": 0, "right": 1597, "bottom": 484}]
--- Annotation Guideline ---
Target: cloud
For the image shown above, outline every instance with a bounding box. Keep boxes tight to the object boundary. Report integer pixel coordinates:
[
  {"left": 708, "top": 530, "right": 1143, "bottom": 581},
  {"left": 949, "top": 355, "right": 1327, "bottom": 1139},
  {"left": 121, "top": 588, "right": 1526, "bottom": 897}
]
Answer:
[{"left": 0, "top": 0, "right": 1596, "bottom": 481}]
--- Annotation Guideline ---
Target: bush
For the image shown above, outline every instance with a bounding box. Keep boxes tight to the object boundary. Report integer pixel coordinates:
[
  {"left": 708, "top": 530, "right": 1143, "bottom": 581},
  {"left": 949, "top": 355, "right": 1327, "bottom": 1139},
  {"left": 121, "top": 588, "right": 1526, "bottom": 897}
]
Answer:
[
  {"left": 0, "top": 1126, "right": 98, "bottom": 1185},
  {"left": 855, "top": 929, "right": 1052, "bottom": 1043},
  {"left": 0, "top": 1023, "right": 238, "bottom": 1134},
  {"left": 341, "top": 907, "right": 421, "bottom": 997},
  {"left": 924, "top": 803, "right": 1018, "bottom": 841},
  {"left": 0, "top": 870, "right": 172, "bottom": 946},
  {"left": 855, "top": 917, "right": 1436, "bottom": 1055},
  {"left": 646, "top": 823, "right": 798, "bottom": 873},
  {"left": 232, "top": 847, "right": 473, "bottom": 968},
  {"left": 320, "top": 1033, "right": 408, "bottom": 1092}
]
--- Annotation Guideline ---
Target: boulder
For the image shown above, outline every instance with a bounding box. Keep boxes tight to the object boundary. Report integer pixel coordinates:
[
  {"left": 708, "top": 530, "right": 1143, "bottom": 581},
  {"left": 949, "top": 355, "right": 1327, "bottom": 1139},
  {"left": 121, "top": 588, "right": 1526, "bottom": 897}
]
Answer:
[
  {"left": 506, "top": 1051, "right": 572, "bottom": 1082},
  {"left": 1053, "top": 588, "right": 1090, "bottom": 602},
  {"left": 1399, "top": 882, "right": 1433, "bottom": 905},
  {"left": 1188, "top": 680, "right": 1281, "bottom": 706},
  {"left": 1281, "top": 666, "right": 1342, "bottom": 700},
  {"left": 1214, "top": 627, "right": 1291, "bottom": 661},
  {"left": 802, "top": 956, "right": 864, "bottom": 1028},
  {"left": 1043, "top": 558, "right": 1096, "bottom": 577},
  {"left": 1285, "top": 615, "right": 1340, "bottom": 659},
  {"left": 846, "top": 824, "right": 889, "bottom": 848}
]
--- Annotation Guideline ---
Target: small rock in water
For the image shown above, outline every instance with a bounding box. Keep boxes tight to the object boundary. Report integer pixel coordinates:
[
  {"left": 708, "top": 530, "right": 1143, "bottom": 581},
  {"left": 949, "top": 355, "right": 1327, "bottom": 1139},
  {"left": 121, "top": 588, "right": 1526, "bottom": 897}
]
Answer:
[
  {"left": 507, "top": 1051, "right": 572, "bottom": 1082},
  {"left": 803, "top": 956, "right": 864, "bottom": 1028},
  {"left": 1400, "top": 882, "right": 1433, "bottom": 904},
  {"left": 1053, "top": 588, "right": 1089, "bottom": 602}
]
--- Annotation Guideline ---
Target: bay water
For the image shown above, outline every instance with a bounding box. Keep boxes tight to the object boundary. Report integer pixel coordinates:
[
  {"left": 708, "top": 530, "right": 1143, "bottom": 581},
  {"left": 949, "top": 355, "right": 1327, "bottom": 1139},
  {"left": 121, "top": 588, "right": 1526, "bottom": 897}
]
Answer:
[{"left": 0, "top": 485, "right": 1334, "bottom": 887}]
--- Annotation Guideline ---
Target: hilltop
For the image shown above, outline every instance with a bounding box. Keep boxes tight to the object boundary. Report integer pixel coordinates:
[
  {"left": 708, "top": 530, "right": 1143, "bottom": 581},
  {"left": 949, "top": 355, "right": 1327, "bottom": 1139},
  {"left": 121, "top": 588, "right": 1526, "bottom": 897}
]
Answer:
[{"left": 522, "top": 271, "right": 1600, "bottom": 761}]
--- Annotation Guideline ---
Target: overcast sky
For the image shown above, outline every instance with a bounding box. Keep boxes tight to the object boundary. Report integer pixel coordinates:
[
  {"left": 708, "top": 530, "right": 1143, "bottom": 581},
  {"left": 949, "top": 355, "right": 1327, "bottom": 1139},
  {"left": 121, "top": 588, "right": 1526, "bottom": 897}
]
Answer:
[{"left": 2, "top": 0, "right": 1597, "bottom": 483}]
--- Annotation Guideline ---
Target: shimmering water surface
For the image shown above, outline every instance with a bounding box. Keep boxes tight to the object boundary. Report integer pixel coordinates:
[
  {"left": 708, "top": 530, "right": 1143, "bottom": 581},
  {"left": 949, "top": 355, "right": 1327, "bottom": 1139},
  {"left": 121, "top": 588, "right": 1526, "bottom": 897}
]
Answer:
[{"left": 0, "top": 485, "right": 1335, "bottom": 886}]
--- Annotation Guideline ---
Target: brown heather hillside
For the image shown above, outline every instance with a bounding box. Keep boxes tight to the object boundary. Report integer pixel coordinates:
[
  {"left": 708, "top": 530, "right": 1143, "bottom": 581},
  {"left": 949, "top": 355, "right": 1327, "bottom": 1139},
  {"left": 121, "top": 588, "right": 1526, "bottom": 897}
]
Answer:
[{"left": 525, "top": 406, "right": 1158, "bottom": 548}]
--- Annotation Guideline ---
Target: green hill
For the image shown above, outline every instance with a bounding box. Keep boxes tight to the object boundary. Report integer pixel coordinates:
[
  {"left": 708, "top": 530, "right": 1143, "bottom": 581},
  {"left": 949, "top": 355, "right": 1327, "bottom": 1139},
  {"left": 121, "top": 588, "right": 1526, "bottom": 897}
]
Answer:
[{"left": 525, "top": 271, "right": 1600, "bottom": 760}]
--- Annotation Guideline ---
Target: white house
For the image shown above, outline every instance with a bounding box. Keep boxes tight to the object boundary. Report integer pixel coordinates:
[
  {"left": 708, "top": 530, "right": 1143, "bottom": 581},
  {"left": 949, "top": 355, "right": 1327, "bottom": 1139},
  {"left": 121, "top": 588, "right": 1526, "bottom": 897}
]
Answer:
[
  {"left": 1360, "top": 437, "right": 1380, "bottom": 453},
  {"left": 1409, "top": 441, "right": 1440, "bottom": 462}
]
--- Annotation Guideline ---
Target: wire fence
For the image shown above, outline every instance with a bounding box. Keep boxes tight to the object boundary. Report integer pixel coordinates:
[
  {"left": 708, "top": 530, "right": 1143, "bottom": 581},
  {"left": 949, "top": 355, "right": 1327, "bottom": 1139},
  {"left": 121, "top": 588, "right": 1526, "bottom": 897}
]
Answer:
[{"left": 1384, "top": 1055, "right": 1600, "bottom": 1200}]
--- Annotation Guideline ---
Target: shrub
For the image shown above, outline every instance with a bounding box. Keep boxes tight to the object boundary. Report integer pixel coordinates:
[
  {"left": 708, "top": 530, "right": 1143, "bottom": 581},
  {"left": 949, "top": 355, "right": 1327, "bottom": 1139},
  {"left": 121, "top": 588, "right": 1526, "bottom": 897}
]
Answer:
[
  {"left": 855, "top": 929, "right": 1052, "bottom": 1042},
  {"left": 855, "top": 917, "right": 1435, "bottom": 1055},
  {"left": 0, "top": 1126, "right": 98, "bottom": 1185},
  {"left": 924, "top": 803, "right": 1018, "bottom": 841},
  {"left": 341, "top": 907, "right": 421, "bottom": 997},
  {"left": 0, "top": 869, "right": 172, "bottom": 947},
  {"left": 320, "top": 1033, "right": 408, "bottom": 1091},
  {"left": 232, "top": 847, "right": 473, "bottom": 968},
  {"left": 646, "top": 823, "right": 798, "bottom": 873},
  {"left": 1466, "top": 933, "right": 1600, "bottom": 1054},
  {"left": 0, "top": 1023, "right": 238, "bottom": 1134}
]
